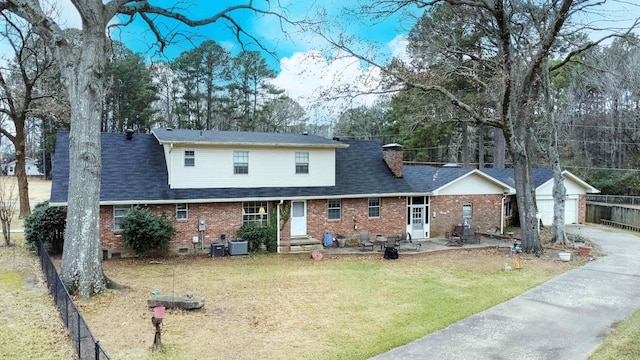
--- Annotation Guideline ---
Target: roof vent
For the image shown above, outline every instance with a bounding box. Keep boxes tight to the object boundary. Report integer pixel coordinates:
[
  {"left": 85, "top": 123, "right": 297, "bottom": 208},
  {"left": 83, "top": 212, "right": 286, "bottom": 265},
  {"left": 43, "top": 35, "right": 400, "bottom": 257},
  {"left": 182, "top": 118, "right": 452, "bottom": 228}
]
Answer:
[
  {"left": 332, "top": 136, "right": 340, "bottom": 141},
  {"left": 166, "top": 128, "right": 173, "bottom": 131},
  {"left": 125, "top": 129, "right": 134, "bottom": 140}
]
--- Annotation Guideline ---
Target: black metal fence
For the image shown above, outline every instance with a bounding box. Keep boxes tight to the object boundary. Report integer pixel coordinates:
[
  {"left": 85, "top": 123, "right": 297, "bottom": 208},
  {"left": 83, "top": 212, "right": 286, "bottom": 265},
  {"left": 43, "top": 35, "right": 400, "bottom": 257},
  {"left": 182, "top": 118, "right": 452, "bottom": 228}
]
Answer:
[{"left": 37, "top": 238, "right": 111, "bottom": 360}]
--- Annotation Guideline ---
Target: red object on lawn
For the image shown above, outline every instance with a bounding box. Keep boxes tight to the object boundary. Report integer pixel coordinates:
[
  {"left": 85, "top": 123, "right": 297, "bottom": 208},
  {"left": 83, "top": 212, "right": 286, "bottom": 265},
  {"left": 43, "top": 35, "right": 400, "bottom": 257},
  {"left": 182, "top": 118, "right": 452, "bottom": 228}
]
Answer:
[{"left": 154, "top": 306, "right": 165, "bottom": 319}]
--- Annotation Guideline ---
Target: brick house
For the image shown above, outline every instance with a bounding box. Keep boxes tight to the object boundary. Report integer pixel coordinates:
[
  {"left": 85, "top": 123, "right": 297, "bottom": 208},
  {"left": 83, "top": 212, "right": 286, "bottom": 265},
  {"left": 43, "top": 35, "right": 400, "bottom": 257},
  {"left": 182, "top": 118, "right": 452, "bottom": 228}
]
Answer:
[{"left": 50, "top": 129, "right": 597, "bottom": 257}]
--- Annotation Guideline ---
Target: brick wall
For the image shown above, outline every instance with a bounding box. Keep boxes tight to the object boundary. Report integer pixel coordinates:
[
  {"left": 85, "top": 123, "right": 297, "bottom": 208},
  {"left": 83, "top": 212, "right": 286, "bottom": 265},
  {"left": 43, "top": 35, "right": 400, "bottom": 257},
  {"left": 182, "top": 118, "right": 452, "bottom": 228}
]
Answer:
[
  {"left": 305, "top": 197, "right": 406, "bottom": 241},
  {"left": 430, "top": 194, "right": 503, "bottom": 237},
  {"left": 100, "top": 202, "right": 244, "bottom": 258},
  {"left": 578, "top": 195, "right": 586, "bottom": 224}
]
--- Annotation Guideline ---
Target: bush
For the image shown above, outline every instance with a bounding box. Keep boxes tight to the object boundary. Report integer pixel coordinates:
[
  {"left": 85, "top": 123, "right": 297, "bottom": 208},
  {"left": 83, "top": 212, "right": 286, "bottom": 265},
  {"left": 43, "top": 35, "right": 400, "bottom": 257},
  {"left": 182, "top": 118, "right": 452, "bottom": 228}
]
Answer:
[
  {"left": 121, "top": 207, "right": 176, "bottom": 257},
  {"left": 237, "top": 222, "right": 277, "bottom": 253},
  {"left": 24, "top": 201, "right": 67, "bottom": 254}
]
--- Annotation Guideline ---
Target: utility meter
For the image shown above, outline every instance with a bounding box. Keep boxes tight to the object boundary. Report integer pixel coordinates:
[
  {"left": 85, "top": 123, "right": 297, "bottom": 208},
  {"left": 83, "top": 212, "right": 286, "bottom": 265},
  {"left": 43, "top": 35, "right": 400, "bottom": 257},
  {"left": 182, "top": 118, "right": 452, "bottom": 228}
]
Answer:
[{"left": 198, "top": 218, "right": 206, "bottom": 231}]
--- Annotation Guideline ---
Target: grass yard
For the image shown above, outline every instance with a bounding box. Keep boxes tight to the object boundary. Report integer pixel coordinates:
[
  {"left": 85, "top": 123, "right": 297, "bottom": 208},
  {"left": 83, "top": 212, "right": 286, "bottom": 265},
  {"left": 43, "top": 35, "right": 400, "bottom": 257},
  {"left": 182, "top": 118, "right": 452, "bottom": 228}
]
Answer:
[
  {"left": 78, "top": 250, "right": 578, "bottom": 359},
  {"left": 589, "top": 307, "right": 640, "bottom": 360},
  {"left": 0, "top": 234, "right": 75, "bottom": 360},
  {"left": 5, "top": 177, "right": 51, "bottom": 231},
  {"left": 6, "top": 178, "right": 639, "bottom": 359}
]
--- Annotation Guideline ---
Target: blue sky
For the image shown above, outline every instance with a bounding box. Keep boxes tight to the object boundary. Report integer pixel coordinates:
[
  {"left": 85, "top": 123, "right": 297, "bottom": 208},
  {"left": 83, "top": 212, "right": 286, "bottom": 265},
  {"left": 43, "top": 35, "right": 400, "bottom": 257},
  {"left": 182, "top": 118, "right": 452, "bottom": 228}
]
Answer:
[
  {"left": 108, "top": 0, "right": 414, "bottom": 70},
  {"left": 35, "top": 1, "right": 640, "bottom": 126}
]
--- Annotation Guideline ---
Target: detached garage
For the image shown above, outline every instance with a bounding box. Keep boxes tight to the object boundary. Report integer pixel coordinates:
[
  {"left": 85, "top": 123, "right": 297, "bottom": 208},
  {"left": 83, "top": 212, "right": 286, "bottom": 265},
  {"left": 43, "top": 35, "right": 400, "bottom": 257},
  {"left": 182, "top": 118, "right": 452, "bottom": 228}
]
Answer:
[
  {"left": 481, "top": 168, "right": 600, "bottom": 226},
  {"left": 535, "top": 171, "right": 599, "bottom": 226}
]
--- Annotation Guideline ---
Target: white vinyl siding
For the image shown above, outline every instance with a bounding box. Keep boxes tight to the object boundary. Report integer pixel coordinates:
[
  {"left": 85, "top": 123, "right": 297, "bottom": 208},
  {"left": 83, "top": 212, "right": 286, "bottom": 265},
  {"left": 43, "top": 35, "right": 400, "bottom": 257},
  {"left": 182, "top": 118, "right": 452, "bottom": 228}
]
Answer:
[{"left": 167, "top": 146, "right": 336, "bottom": 189}]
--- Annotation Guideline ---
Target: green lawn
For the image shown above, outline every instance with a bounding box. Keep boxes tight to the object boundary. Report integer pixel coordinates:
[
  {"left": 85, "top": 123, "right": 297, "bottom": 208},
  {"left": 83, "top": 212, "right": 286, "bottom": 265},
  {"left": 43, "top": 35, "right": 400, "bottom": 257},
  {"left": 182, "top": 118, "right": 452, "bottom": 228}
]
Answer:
[
  {"left": 0, "top": 234, "right": 76, "bottom": 360},
  {"left": 590, "top": 308, "right": 640, "bottom": 360}
]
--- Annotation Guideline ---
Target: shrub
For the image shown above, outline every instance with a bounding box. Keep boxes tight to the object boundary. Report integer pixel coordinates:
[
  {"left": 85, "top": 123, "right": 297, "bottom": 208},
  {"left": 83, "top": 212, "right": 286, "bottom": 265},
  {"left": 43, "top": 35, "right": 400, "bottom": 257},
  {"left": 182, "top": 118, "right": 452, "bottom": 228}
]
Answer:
[
  {"left": 121, "top": 207, "right": 176, "bottom": 257},
  {"left": 24, "top": 201, "right": 67, "bottom": 254},
  {"left": 237, "top": 222, "right": 277, "bottom": 253}
]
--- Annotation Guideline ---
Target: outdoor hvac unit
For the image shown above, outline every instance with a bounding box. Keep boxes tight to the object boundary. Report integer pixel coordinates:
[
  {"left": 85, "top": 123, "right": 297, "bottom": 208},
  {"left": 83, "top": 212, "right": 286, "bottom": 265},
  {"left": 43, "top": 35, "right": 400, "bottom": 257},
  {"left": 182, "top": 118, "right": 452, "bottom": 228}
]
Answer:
[
  {"left": 228, "top": 240, "right": 248, "bottom": 256},
  {"left": 210, "top": 242, "right": 224, "bottom": 257}
]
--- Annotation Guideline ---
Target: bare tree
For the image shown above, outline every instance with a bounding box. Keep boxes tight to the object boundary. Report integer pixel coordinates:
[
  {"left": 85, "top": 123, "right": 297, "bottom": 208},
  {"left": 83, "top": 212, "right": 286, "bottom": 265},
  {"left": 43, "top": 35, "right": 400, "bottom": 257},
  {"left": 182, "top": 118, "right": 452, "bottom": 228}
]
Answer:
[
  {"left": 318, "top": 0, "right": 639, "bottom": 253},
  {"left": 0, "top": 13, "right": 56, "bottom": 217},
  {"left": 0, "top": 0, "right": 301, "bottom": 298},
  {"left": 0, "top": 176, "right": 16, "bottom": 246}
]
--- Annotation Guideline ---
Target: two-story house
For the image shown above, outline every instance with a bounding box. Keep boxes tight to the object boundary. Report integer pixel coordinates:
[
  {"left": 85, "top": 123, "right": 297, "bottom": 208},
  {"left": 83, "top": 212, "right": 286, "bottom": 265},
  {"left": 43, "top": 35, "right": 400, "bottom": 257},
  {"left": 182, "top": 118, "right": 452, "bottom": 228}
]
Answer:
[
  {"left": 49, "top": 128, "right": 598, "bottom": 258},
  {"left": 50, "top": 129, "right": 418, "bottom": 257}
]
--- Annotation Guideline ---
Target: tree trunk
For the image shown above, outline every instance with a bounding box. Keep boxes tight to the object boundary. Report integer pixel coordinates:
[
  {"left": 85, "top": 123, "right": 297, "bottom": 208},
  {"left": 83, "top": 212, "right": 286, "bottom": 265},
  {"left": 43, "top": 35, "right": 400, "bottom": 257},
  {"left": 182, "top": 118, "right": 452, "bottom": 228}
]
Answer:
[
  {"left": 493, "top": 128, "right": 506, "bottom": 168},
  {"left": 512, "top": 154, "right": 543, "bottom": 254},
  {"left": 478, "top": 126, "right": 484, "bottom": 168},
  {"left": 543, "top": 63, "right": 567, "bottom": 245},
  {"left": 14, "top": 130, "right": 31, "bottom": 217},
  {"left": 59, "top": 27, "right": 107, "bottom": 299}
]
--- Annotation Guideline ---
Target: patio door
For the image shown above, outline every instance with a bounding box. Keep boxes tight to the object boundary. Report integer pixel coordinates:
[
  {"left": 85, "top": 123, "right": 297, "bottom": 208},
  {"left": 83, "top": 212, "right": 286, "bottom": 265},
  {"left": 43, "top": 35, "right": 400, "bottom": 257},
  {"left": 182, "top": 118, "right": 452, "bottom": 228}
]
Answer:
[
  {"left": 411, "top": 207, "right": 424, "bottom": 239},
  {"left": 290, "top": 201, "right": 307, "bottom": 236},
  {"left": 407, "top": 196, "right": 429, "bottom": 239}
]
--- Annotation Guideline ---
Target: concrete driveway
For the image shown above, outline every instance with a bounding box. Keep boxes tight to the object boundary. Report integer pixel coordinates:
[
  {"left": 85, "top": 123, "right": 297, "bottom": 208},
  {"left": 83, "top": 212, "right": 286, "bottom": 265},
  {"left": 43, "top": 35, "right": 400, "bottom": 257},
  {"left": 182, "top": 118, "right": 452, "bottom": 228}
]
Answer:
[{"left": 372, "top": 224, "right": 640, "bottom": 360}]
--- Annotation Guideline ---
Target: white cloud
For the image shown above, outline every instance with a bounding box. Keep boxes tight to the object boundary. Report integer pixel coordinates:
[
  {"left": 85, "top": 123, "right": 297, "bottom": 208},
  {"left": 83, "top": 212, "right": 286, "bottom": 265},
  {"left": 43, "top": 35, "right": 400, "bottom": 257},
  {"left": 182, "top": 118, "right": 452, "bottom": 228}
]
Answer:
[
  {"left": 388, "top": 34, "right": 409, "bottom": 61},
  {"left": 269, "top": 36, "right": 407, "bottom": 127}
]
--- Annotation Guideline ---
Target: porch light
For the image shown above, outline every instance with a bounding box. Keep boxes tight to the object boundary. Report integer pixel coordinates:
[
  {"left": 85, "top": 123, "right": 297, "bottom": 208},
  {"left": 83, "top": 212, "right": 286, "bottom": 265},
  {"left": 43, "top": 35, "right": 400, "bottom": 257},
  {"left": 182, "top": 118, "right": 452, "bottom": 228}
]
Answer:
[{"left": 259, "top": 207, "right": 266, "bottom": 214}]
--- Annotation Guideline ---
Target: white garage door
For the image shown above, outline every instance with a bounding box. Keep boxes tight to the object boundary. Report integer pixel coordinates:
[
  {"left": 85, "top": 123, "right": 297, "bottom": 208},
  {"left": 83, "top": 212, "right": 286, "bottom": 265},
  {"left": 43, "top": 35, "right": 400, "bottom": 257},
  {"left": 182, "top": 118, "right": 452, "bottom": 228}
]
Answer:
[{"left": 537, "top": 198, "right": 578, "bottom": 225}]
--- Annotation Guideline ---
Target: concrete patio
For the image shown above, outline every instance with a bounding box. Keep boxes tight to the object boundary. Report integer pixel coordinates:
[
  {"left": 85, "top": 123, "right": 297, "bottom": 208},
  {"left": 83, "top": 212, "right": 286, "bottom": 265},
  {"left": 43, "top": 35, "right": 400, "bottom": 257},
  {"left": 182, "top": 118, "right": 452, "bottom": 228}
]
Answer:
[{"left": 322, "top": 235, "right": 514, "bottom": 255}]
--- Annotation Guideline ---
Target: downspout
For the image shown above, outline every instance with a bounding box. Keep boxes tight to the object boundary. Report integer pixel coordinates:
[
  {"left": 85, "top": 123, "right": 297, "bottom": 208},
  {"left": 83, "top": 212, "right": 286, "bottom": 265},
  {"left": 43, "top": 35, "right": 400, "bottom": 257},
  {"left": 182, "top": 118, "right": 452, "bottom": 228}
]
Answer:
[
  {"left": 277, "top": 199, "right": 283, "bottom": 253},
  {"left": 500, "top": 194, "right": 507, "bottom": 235}
]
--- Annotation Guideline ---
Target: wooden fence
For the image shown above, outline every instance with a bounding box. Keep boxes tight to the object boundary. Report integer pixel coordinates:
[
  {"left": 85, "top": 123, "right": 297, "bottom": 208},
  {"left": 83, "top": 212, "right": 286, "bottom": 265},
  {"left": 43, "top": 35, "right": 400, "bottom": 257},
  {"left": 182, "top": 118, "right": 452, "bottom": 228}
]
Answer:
[{"left": 586, "top": 201, "right": 640, "bottom": 231}]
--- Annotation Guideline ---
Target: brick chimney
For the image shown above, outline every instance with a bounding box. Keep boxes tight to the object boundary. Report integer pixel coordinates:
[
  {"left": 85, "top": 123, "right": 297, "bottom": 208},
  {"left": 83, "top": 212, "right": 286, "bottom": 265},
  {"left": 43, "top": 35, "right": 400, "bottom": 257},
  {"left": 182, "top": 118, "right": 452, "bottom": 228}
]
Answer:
[{"left": 383, "top": 143, "right": 403, "bottom": 178}]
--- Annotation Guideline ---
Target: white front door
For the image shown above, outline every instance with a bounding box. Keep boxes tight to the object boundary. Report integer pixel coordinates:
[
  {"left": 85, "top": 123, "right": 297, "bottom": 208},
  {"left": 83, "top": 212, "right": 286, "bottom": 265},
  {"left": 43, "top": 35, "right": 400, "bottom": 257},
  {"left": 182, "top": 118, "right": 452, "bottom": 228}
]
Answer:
[{"left": 290, "top": 201, "right": 307, "bottom": 236}]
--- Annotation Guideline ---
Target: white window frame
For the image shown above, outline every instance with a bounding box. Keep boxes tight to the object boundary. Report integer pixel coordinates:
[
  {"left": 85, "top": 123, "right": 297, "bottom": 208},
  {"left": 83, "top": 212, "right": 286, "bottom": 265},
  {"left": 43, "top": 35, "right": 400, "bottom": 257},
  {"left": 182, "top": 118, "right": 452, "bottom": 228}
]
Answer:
[
  {"left": 184, "top": 150, "right": 195, "bottom": 167},
  {"left": 327, "top": 199, "right": 341, "bottom": 221},
  {"left": 113, "top": 204, "right": 133, "bottom": 231},
  {"left": 242, "top": 201, "right": 268, "bottom": 225},
  {"left": 368, "top": 197, "right": 381, "bottom": 218},
  {"left": 295, "top": 151, "right": 309, "bottom": 174},
  {"left": 234, "top": 151, "right": 249, "bottom": 174},
  {"left": 176, "top": 203, "right": 188, "bottom": 220},
  {"left": 462, "top": 203, "right": 472, "bottom": 218}
]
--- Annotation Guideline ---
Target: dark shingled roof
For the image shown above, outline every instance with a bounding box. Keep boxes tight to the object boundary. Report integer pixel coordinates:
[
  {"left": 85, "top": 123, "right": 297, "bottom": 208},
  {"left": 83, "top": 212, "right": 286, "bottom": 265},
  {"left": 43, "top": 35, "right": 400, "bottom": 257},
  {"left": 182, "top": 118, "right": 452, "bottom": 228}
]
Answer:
[
  {"left": 479, "top": 168, "right": 553, "bottom": 188},
  {"left": 50, "top": 132, "right": 415, "bottom": 204},
  {"left": 402, "top": 166, "right": 475, "bottom": 192},
  {"left": 152, "top": 128, "right": 344, "bottom": 147}
]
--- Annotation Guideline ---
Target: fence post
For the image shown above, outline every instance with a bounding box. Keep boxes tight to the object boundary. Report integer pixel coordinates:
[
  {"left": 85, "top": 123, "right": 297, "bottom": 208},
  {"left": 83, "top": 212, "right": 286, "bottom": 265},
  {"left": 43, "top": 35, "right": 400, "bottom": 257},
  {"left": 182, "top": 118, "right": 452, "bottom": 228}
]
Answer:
[{"left": 77, "top": 310, "right": 81, "bottom": 356}]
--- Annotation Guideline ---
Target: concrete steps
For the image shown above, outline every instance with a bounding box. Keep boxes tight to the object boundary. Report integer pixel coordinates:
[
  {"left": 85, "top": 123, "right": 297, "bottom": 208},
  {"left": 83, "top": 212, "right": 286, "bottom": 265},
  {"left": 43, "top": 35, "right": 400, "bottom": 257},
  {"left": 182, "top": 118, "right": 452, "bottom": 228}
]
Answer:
[{"left": 289, "top": 236, "right": 323, "bottom": 253}]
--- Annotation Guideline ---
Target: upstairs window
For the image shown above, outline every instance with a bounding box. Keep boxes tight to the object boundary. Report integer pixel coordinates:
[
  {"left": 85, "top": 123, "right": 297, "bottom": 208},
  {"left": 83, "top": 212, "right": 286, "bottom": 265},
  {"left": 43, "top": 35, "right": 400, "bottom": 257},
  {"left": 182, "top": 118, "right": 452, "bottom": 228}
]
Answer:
[
  {"left": 176, "top": 203, "right": 188, "bottom": 220},
  {"left": 295, "top": 152, "right": 309, "bottom": 174},
  {"left": 234, "top": 151, "right": 249, "bottom": 174},
  {"left": 184, "top": 150, "right": 195, "bottom": 167},
  {"left": 368, "top": 197, "right": 381, "bottom": 218},
  {"left": 328, "top": 199, "right": 341, "bottom": 220}
]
